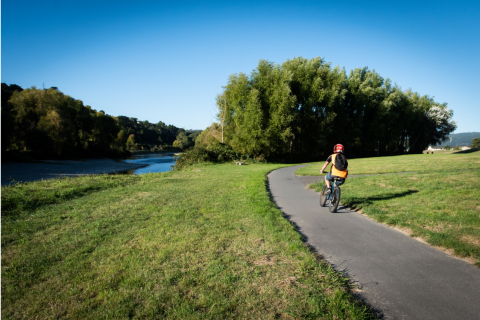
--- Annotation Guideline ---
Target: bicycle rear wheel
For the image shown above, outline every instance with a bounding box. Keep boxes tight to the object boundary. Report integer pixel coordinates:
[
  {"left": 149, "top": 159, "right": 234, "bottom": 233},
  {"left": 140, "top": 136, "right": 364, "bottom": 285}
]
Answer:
[
  {"left": 320, "top": 185, "right": 327, "bottom": 207},
  {"left": 329, "top": 186, "right": 341, "bottom": 213}
]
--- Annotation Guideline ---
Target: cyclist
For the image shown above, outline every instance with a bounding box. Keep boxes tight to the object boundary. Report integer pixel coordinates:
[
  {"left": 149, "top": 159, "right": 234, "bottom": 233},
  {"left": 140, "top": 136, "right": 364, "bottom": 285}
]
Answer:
[{"left": 320, "top": 144, "right": 348, "bottom": 193}]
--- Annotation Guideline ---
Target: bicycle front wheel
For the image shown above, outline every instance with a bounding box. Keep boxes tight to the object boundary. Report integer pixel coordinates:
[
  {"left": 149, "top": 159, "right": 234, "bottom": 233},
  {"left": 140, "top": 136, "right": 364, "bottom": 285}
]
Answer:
[
  {"left": 320, "top": 185, "right": 328, "bottom": 207},
  {"left": 329, "top": 186, "right": 341, "bottom": 213}
]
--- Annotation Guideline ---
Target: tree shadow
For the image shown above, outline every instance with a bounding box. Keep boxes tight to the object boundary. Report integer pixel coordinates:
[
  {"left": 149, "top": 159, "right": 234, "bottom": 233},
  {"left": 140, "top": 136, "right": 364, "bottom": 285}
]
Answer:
[
  {"left": 453, "top": 148, "right": 479, "bottom": 154},
  {"left": 345, "top": 190, "right": 419, "bottom": 209}
]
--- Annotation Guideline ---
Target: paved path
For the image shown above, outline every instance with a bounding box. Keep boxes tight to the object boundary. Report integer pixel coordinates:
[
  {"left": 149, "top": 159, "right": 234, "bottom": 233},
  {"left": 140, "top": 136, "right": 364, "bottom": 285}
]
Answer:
[{"left": 268, "top": 165, "right": 480, "bottom": 320}]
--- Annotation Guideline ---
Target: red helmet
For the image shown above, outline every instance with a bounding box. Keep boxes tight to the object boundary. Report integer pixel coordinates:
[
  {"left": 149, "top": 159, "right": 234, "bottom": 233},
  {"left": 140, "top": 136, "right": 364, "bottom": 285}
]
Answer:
[{"left": 334, "top": 144, "right": 344, "bottom": 153}]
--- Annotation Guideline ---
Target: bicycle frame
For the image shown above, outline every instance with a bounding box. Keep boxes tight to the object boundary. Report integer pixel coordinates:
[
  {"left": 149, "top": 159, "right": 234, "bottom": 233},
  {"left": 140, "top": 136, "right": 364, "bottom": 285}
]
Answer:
[
  {"left": 320, "top": 173, "right": 343, "bottom": 213},
  {"left": 326, "top": 180, "right": 340, "bottom": 201}
]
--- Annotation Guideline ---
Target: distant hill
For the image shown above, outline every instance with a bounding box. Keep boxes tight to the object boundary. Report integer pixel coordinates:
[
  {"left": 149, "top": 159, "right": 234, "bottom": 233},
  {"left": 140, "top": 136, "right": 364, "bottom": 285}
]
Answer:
[{"left": 434, "top": 132, "right": 480, "bottom": 147}]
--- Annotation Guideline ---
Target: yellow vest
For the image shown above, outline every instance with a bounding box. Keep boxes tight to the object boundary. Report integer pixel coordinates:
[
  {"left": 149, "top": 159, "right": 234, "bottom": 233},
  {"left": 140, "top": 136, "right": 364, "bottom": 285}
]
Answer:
[{"left": 331, "top": 154, "right": 348, "bottom": 178}]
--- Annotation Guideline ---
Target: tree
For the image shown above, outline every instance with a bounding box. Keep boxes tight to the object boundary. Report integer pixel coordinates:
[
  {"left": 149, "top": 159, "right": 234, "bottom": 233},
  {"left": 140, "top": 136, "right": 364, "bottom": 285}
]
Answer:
[
  {"left": 1, "top": 83, "right": 23, "bottom": 150},
  {"left": 36, "top": 110, "right": 67, "bottom": 155},
  {"left": 471, "top": 138, "right": 480, "bottom": 149},
  {"left": 195, "top": 123, "right": 222, "bottom": 148},
  {"left": 422, "top": 105, "right": 457, "bottom": 149},
  {"left": 126, "top": 134, "right": 136, "bottom": 150},
  {"left": 173, "top": 131, "right": 191, "bottom": 150},
  {"left": 216, "top": 94, "right": 227, "bottom": 143},
  {"left": 218, "top": 60, "right": 297, "bottom": 158},
  {"left": 116, "top": 129, "right": 128, "bottom": 151}
]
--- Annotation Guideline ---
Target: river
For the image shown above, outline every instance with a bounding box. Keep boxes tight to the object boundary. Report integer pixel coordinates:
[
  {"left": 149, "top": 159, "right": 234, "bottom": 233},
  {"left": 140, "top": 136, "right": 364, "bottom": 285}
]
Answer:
[{"left": 119, "top": 152, "right": 178, "bottom": 174}]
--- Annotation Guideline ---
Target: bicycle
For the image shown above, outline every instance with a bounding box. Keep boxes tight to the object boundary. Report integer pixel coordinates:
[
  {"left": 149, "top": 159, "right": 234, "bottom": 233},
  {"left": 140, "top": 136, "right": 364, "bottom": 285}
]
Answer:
[{"left": 320, "top": 173, "right": 343, "bottom": 213}]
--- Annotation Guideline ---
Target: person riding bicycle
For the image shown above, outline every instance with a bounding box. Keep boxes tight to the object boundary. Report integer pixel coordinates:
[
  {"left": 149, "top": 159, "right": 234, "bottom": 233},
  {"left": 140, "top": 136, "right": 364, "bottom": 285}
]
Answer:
[{"left": 320, "top": 144, "right": 348, "bottom": 193}]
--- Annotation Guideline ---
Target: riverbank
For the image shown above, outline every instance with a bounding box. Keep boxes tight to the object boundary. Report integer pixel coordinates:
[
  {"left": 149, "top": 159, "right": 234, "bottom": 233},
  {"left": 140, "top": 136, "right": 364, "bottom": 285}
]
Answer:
[{"left": 1, "top": 158, "right": 148, "bottom": 186}]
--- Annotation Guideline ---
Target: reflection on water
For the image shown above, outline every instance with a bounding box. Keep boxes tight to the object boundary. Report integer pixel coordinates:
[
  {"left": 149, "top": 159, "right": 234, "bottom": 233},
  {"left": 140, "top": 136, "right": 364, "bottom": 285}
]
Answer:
[{"left": 119, "top": 152, "right": 177, "bottom": 175}]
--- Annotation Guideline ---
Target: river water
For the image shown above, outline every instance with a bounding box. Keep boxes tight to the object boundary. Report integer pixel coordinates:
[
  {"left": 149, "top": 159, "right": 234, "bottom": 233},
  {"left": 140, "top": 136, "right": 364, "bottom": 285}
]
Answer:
[{"left": 119, "top": 152, "right": 177, "bottom": 174}]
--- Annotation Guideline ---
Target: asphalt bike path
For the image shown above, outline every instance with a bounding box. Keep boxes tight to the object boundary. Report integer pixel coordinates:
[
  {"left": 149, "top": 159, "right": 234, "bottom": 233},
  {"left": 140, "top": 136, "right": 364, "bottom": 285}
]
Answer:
[{"left": 268, "top": 165, "right": 480, "bottom": 320}]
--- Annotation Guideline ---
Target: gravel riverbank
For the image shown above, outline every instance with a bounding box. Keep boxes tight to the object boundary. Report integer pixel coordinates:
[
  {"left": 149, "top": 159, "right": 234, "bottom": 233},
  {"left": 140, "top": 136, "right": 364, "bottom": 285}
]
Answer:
[{"left": 1, "top": 158, "right": 148, "bottom": 186}]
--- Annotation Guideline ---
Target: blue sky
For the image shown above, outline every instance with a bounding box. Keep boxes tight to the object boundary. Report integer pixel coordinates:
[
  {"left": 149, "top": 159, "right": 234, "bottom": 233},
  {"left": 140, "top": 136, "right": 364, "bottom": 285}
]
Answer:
[{"left": 2, "top": 0, "right": 479, "bottom": 132}]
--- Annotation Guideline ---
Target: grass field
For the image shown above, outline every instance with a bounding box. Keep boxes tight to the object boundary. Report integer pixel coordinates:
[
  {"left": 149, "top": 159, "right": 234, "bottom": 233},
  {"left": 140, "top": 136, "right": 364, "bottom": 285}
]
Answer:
[
  {"left": 1, "top": 164, "right": 375, "bottom": 319},
  {"left": 307, "top": 150, "right": 480, "bottom": 266},
  {"left": 296, "top": 150, "right": 480, "bottom": 176}
]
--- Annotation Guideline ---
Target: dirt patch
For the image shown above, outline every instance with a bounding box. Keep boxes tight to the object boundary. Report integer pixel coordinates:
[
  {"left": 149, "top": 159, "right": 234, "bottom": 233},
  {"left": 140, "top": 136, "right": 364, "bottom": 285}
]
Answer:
[
  {"left": 377, "top": 183, "right": 393, "bottom": 188},
  {"left": 278, "top": 276, "right": 297, "bottom": 285},
  {"left": 392, "top": 226, "right": 413, "bottom": 237},
  {"left": 460, "top": 235, "right": 480, "bottom": 247},
  {"left": 432, "top": 246, "right": 477, "bottom": 265},
  {"left": 136, "top": 192, "right": 152, "bottom": 199},
  {"left": 254, "top": 238, "right": 264, "bottom": 245},
  {"left": 254, "top": 256, "right": 275, "bottom": 266},
  {"left": 391, "top": 226, "right": 430, "bottom": 245},
  {"left": 422, "top": 224, "right": 446, "bottom": 233}
]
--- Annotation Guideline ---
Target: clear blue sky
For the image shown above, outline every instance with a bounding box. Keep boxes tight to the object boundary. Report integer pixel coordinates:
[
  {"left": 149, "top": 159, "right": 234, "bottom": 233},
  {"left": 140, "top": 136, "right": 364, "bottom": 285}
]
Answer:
[{"left": 2, "top": 0, "right": 479, "bottom": 133}]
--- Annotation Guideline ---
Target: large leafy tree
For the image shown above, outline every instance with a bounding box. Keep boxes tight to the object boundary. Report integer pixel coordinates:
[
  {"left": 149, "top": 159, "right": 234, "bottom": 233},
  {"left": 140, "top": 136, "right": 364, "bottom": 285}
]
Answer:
[
  {"left": 211, "top": 57, "right": 456, "bottom": 160},
  {"left": 220, "top": 60, "right": 296, "bottom": 158},
  {"left": 282, "top": 57, "right": 345, "bottom": 159}
]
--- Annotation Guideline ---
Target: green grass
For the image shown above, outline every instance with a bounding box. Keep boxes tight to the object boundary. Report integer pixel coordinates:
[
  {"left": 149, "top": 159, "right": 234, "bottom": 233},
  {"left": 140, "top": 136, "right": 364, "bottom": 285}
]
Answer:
[
  {"left": 2, "top": 163, "right": 375, "bottom": 319},
  {"left": 308, "top": 150, "right": 480, "bottom": 266},
  {"left": 296, "top": 150, "right": 480, "bottom": 176}
]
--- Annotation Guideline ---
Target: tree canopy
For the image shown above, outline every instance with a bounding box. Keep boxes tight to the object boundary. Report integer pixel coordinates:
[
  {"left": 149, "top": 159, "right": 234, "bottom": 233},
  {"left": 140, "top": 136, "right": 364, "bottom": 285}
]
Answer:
[{"left": 213, "top": 57, "right": 456, "bottom": 160}]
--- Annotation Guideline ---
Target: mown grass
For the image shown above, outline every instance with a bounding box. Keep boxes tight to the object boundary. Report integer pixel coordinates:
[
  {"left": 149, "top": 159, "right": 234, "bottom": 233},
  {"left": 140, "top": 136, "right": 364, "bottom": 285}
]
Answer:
[
  {"left": 2, "top": 163, "right": 375, "bottom": 319},
  {"left": 308, "top": 150, "right": 480, "bottom": 266},
  {"left": 296, "top": 150, "right": 480, "bottom": 176}
]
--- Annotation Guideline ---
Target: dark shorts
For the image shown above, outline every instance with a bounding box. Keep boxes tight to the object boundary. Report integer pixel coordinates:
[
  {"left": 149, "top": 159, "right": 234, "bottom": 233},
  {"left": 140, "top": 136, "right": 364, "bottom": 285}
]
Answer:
[{"left": 325, "top": 172, "right": 345, "bottom": 185}]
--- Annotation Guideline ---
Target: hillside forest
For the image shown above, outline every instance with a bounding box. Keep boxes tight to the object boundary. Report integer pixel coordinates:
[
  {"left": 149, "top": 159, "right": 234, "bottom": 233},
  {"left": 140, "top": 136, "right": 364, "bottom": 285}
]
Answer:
[
  {"left": 197, "top": 57, "right": 457, "bottom": 161},
  {"left": 434, "top": 132, "right": 480, "bottom": 148},
  {"left": 1, "top": 83, "right": 199, "bottom": 159}
]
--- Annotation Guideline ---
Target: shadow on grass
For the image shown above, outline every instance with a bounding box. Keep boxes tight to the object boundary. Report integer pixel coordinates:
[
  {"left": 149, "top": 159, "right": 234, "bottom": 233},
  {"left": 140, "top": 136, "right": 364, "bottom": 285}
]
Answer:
[
  {"left": 344, "top": 190, "right": 419, "bottom": 209},
  {"left": 453, "top": 148, "right": 480, "bottom": 154},
  {"left": 1, "top": 176, "right": 144, "bottom": 218}
]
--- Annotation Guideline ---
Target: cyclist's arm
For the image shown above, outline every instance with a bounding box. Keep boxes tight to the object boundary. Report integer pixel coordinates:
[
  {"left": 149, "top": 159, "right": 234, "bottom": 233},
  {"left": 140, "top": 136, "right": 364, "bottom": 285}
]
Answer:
[{"left": 320, "top": 161, "right": 330, "bottom": 174}]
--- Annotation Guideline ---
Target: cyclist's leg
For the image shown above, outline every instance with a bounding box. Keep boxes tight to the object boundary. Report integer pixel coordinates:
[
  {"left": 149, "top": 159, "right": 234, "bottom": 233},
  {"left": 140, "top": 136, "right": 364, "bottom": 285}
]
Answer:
[{"left": 325, "top": 172, "right": 333, "bottom": 192}]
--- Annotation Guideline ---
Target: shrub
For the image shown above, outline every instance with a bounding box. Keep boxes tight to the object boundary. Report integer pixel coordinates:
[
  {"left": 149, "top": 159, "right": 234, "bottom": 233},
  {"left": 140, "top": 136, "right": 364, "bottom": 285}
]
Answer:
[
  {"left": 471, "top": 138, "right": 480, "bottom": 149},
  {"left": 174, "top": 143, "right": 258, "bottom": 170}
]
